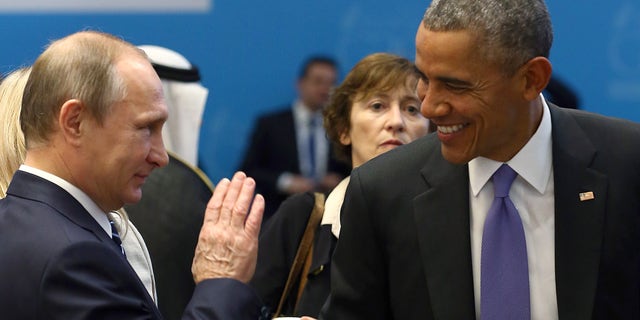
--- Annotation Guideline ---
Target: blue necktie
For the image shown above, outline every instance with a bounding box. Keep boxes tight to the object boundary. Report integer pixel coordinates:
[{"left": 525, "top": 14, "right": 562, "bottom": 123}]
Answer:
[
  {"left": 110, "top": 220, "right": 126, "bottom": 257},
  {"left": 481, "top": 164, "right": 530, "bottom": 319}
]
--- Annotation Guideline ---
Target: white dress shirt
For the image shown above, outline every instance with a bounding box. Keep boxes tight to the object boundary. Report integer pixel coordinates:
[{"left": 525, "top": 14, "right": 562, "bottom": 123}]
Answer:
[
  {"left": 468, "top": 96, "right": 558, "bottom": 320},
  {"left": 293, "top": 99, "right": 329, "bottom": 180}
]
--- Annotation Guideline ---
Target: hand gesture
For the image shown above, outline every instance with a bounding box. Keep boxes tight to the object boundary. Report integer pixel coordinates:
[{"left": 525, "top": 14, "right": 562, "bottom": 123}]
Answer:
[{"left": 192, "top": 171, "right": 264, "bottom": 283}]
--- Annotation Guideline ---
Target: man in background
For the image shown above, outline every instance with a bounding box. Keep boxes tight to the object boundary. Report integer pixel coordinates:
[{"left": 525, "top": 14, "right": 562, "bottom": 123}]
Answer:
[{"left": 240, "top": 56, "right": 350, "bottom": 220}]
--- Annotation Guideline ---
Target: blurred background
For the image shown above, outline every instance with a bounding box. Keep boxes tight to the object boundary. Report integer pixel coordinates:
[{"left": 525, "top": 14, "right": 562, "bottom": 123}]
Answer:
[{"left": 1, "top": 0, "right": 638, "bottom": 181}]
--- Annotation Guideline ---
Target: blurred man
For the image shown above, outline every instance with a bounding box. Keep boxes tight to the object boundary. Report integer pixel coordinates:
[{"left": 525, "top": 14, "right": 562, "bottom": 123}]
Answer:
[
  {"left": 0, "top": 31, "right": 266, "bottom": 319},
  {"left": 240, "top": 56, "right": 350, "bottom": 220}
]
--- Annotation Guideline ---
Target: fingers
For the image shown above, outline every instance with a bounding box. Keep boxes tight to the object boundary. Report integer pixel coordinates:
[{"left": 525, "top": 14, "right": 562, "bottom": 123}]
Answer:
[
  {"left": 204, "top": 177, "right": 230, "bottom": 224},
  {"left": 244, "top": 194, "right": 264, "bottom": 239},
  {"left": 230, "top": 177, "right": 257, "bottom": 229},
  {"left": 218, "top": 171, "right": 247, "bottom": 226}
]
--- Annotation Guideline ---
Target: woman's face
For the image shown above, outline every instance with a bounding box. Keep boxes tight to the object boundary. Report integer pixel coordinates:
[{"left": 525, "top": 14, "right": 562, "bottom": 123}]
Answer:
[{"left": 341, "top": 79, "right": 430, "bottom": 168}]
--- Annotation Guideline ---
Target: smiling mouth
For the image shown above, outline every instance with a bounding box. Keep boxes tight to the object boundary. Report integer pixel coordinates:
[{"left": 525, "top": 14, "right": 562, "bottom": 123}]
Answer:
[{"left": 437, "top": 123, "right": 468, "bottom": 134}]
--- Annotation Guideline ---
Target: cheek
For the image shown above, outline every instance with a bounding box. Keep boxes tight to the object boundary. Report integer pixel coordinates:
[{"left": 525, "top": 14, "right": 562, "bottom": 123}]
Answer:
[{"left": 407, "top": 120, "right": 430, "bottom": 139}]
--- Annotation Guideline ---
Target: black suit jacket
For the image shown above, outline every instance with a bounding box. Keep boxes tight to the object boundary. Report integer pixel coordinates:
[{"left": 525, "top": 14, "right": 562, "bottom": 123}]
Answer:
[
  {"left": 320, "top": 105, "right": 640, "bottom": 319},
  {"left": 250, "top": 192, "right": 336, "bottom": 317},
  {"left": 239, "top": 108, "right": 350, "bottom": 220},
  {"left": 0, "top": 171, "right": 265, "bottom": 319}
]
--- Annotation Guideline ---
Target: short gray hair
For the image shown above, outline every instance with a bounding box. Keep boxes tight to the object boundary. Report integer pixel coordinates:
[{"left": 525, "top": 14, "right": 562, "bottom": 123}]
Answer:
[{"left": 422, "top": 0, "right": 553, "bottom": 75}]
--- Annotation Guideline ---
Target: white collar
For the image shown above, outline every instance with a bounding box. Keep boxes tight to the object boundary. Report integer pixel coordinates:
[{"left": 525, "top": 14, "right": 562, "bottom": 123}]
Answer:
[
  {"left": 293, "top": 99, "right": 322, "bottom": 124},
  {"left": 469, "top": 94, "right": 553, "bottom": 196},
  {"left": 19, "top": 164, "right": 112, "bottom": 237},
  {"left": 321, "top": 176, "right": 350, "bottom": 238}
]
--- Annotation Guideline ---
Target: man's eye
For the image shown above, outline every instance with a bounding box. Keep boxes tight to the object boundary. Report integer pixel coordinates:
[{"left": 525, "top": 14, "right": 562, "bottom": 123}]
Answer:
[{"left": 446, "top": 83, "right": 468, "bottom": 92}]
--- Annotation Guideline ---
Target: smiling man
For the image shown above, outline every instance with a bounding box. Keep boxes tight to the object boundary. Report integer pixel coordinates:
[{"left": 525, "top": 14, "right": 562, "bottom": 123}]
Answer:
[{"left": 320, "top": 0, "right": 640, "bottom": 319}]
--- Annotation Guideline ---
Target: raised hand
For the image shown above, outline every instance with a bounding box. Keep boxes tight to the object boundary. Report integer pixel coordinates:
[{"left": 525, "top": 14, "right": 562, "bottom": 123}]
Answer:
[{"left": 192, "top": 171, "right": 265, "bottom": 283}]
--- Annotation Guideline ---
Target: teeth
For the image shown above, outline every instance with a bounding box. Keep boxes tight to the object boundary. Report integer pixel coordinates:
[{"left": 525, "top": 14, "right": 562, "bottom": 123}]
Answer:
[{"left": 438, "top": 124, "right": 465, "bottom": 134}]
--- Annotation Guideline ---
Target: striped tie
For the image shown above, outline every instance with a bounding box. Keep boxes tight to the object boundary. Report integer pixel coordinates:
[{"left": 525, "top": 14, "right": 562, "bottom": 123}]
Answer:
[{"left": 110, "top": 220, "right": 126, "bottom": 257}]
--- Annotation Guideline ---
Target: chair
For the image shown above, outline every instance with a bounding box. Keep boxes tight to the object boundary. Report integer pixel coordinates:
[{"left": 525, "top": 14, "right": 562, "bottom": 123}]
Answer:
[{"left": 125, "top": 151, "right": 213, "bottom": 320}]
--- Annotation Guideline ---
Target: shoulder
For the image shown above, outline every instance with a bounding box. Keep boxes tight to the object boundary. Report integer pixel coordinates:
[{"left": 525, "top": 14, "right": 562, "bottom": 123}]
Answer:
[
  {"left": 263, "top": 192, "right": 315, "bottom": 231},
  {"left": 257, "top": 107, "right": 293, "bottom": 123},
  {"left": 551, "top": 104, "right": 640, "bottom": 136},
  {"left": 187, "top": 278, "right": 266, "bottom": 320},
  {"left": 354, "top": 133, "right": 442, "bottom": 185},
  {"left": 551, "top": 105, "right": 640, "bottom": 154}
]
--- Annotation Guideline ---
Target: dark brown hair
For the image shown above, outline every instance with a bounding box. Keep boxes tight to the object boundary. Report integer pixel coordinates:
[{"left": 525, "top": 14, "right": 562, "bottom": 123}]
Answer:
[{"left": 323, "top": 53, "right": 419, "bottom": 164}]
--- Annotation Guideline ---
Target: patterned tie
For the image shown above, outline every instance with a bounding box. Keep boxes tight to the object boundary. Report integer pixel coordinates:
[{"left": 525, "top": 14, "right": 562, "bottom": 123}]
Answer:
[
  {"left": 110, "top": 220, "right": 126, "bottom": 257},
  {"left": 481, "top": 164, "right": 530, "bottom": 319}
]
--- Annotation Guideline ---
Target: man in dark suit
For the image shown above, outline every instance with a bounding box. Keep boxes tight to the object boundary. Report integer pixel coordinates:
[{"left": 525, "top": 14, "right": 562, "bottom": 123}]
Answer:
[
  {"left": 240, "top": 56, "right": 350, "bottom": 220},
  {"left": 320, "top": 0, "right": 640, "bottom": 319},
  {"left": 0, "top": 31, "right": 267, "bottom": 319}
]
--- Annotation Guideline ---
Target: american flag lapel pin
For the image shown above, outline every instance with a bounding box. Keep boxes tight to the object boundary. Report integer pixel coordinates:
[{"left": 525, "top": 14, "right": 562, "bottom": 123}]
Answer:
[{"left": 579, "top": 191, "right": 595, "bottom": 201}]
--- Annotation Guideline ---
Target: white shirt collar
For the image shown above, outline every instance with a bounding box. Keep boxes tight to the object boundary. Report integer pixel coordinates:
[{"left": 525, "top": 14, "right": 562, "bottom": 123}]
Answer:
[
  {"left": 19, "top": 164, "right": 112, "bottom": 237},
  {"left": 469, "top": 94, "right": 553, "bottom": 196},
  {"left": 293, "top": 99, "right": 321, "bottom": 124},
  {"left": 321, "top": 176, "right": 350, "bottom": 238}
]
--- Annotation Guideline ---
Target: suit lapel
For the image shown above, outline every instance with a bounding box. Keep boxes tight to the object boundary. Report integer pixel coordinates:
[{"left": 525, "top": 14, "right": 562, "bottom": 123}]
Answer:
[
  {"left": 413, "top": 142, "right": 476, "bottom": 319},
  {"left": 8, "top": 171, "right": 117, "bottom": 250},
  {"left": 284, "top": 110, "right": 301, "bottom": 171},
  {"left": 550, "top": 105, "right": 606, "bottom": 319}
]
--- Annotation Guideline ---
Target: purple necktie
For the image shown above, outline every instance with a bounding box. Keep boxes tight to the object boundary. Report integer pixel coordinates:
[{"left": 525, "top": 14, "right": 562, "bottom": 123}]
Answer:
[{"left": 481, "top": 164, "right": 530, "bottom": 320}]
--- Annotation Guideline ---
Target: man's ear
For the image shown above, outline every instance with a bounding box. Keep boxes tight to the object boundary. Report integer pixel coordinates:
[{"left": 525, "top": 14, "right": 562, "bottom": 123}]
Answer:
[
  {"left": 521, "top": 56, "right": 552, "bottom": 101},
  {"left": 58, "top": 99, "right": 85, "bottom": 146}
]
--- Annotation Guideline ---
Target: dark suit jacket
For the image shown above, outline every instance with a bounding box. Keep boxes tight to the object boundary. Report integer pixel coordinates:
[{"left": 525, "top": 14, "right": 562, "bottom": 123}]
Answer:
[
  {"left": 239, "top": 108, "right": 350, "bottom": 220},
  {"left": 250, "top": 192, "right": 336, "bottom": 317},
  {"left": 0, "top": 171, "right": 266, "bottom": 320},
  {"left": 320, "top": 105, "right": 640, "bottom": 319}
]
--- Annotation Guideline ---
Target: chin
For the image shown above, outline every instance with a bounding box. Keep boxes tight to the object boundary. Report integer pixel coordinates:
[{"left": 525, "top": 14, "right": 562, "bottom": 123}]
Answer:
[
  {"left": 123, "top": 189, "right": 143, "bottom": 205},
  {"left": 441, "top": 148, "right": 473, "bottom": 165}
]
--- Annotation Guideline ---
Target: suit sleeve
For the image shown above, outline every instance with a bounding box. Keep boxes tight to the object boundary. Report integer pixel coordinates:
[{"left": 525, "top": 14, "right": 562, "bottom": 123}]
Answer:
[
  {"left": 38, "top": 242, "right": 162, "bottom": 319},
  {"left": 250, "top": 192, "right": 315, "bottom": 315},
  {"left": 239, "top": 117, "right": 282, "bottom": 192},
  {"left": 319, "top": 169, "right": 391, "bottom": 319},
  {"left": 183, "top": 278, "right": 266, "bottom": 320},
  {"left": 39, "top": 242, "right": 267, "bottom": 320}
]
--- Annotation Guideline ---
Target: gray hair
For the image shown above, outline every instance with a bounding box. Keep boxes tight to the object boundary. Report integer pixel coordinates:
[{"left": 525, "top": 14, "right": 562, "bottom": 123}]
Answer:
[{"left": 422, "top": 0, "right": 553, "bottom": 75}]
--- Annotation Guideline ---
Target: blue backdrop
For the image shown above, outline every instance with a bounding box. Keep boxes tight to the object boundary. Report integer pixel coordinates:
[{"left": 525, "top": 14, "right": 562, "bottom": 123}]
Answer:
[{"left": 1, "top": 0, "right": 638, "bottom": 182}]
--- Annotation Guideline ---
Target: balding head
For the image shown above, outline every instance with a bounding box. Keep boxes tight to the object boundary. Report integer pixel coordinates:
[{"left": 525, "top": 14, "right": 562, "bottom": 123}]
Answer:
[{"left": 21, "top": 31, "right": 147, "bottom": 147}]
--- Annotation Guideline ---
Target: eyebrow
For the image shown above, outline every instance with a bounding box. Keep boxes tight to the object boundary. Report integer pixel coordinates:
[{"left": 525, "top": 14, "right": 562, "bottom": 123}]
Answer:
[
  {"left": 413, "top": 66, "right": 427, "bottom": 80},
  {"left": 436, "top": 76, "right": 472, "bottom": 87}
]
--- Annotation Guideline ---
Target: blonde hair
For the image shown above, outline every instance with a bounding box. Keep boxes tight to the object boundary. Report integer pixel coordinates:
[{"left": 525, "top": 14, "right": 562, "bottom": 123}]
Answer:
[{"left": 0, "top": 67, "right": 31, "bottom": 198}]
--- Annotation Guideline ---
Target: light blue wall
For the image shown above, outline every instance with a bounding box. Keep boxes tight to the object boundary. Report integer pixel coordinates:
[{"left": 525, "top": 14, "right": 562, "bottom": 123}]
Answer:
[{"left": 1, "top": 1, "right": 638, "bottom": 182}]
